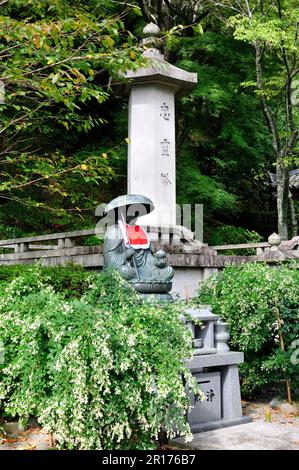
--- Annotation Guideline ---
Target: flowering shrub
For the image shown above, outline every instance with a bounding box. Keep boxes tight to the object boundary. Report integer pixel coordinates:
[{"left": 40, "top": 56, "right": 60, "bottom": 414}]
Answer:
[
  {"left": 0, "top": 266, "right": 198, "bottom": 449},
  {"left": 197, "top": 263, "right": 299, "bottom": 396},
  {"left": 0, "top": 263, "right": 93, "bottom": 298}
]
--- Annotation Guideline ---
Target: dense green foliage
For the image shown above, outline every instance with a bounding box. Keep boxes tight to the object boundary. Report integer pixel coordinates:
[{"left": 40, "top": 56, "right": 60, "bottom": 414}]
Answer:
[
  {"left": 209, "top": 224, "right": 263, "bottom": 254},
  {"left": 0, "top": 266, "right": 200, "bottom": 449},
  {"left": 2, "top": 0, "right": 296, "bottom": 242},
  {"left": 197, "top": 263, "right": 299, "bottom": 396},
  {"left": 0, "top": 263, "right": 92, "bottom": 297},
  {"left": 228, "top": 0, "right": 299, "bottom": 239},
  {"left": 0, "top": 0, "right": 143, "bottom": 233},
  {"left": 175, "top": 31, "right": 274, "bottom": 237}
]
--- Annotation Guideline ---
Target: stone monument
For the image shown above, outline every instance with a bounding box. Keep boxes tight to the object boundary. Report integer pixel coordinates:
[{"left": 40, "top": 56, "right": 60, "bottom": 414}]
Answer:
[
  {"left": 123, "top": 23, "right": 197, "bottom": 237},
  {"left": 183, "top": 306, "right": 251, "bottom": 432},
  {"left": 114, "top": 23, "right": 250, "bottom": 433}
]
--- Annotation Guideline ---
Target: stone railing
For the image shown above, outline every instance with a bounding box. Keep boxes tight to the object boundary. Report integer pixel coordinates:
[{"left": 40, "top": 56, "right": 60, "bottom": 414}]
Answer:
[
  {"left": 0, "top": 229, "right": 102, "bottom": 268},
  {"left": 210, "top": 241, "right": 270, "bottom": 255},
  {"left": 211, "top": 232, "right": 299, "bottom": 258},
  {"left": 0, "top": 229, "right": 298, "bottom": 263},
  {"left": 0, "top": 230, "right": 298, "bottom": 298},
  {"left": 0, "top": 228, "right": 96, "bottom": 253}
]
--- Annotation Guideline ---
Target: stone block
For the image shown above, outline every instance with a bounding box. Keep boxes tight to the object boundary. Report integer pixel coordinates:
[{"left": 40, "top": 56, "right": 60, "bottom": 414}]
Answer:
[
  {"left": 188, "top": 372, "right": 221, "bottom": 426},
  {"left": 186, "top": 351, "right": 244, "bottom": 372},
  {"left": 222, "top": 364, "right": 242, "bottom": 420}
]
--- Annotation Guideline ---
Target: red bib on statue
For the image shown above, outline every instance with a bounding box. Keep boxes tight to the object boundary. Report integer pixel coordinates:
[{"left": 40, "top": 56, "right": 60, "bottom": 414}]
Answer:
[{"left": 119, "top": 221, "right": 150, "bottom": 249}]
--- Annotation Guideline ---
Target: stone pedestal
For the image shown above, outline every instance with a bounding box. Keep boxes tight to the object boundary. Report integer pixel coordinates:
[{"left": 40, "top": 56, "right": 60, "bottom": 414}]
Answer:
[{"left": 184, "top": 306, "right": 251, "bottom": 433}]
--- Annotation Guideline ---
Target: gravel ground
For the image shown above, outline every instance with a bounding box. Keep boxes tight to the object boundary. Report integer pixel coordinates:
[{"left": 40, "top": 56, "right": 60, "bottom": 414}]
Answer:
[
  {"left": 0, "top": 427, "right": 52, "bottom": 450},
  {"left": 242, "top": 399, "right": 299, "bottom": 427}
]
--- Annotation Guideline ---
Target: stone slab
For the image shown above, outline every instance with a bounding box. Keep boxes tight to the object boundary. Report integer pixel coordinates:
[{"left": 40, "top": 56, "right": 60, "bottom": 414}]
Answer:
[
  {"left": 193, "top": 348, "right": 217, "bottom": 356},
  {"left": 185, "top": 306, "right": 219, "bottom": 322},
  {"left": 190, "top": 416, "right": 252, "bottom": 434},
  {"left": 174, "top": 422, "right": 299, "bottom": 450},
  {"left": 186, "top": 352, "right": 244, "bottom": 371},
  {"left": 188, "top": 372, "right": 221, "bottom": 426}
]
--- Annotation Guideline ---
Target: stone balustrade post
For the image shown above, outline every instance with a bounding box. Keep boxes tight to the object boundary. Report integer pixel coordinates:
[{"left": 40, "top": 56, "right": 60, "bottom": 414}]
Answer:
[
  {"left": 268, "top": 232, "right": 281, "bottom": 251},
  {"left": 58, "top": 239, "right": 65, "bottom": 249},
  {"left": 15, "top": 242, "right": 29, "bottom": 253},
  {"left": 64, "top": 238, "right": 75, "bottom": 248}
]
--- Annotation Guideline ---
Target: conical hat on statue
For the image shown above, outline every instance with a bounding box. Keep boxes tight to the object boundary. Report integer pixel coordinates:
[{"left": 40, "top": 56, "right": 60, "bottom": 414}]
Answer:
[{"left": 104, "top": 194, "right": 154, "bottom": 216}]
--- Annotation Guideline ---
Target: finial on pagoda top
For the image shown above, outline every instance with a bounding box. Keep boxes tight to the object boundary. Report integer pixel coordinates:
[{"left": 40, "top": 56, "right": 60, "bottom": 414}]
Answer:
[
  {"left": 123, "top": 21, "right": 197, "bottom": 96},
  {"left": 143, "top": 22, "right": 160, "bottom": 37},
  {"left": 142, "top": 22, "right": 164, "bottom": 60}
]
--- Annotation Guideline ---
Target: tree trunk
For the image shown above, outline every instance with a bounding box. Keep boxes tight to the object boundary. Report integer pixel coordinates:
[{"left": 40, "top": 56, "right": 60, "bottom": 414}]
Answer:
[
  {"left": 289, "top": 191, "right": 298, "bottom": 238},
  {"left": 254, "top": 42, "right": 289, "bottom": 239},
  {"left": 276, "top": 158, "right": 289, "bottom": 240}
]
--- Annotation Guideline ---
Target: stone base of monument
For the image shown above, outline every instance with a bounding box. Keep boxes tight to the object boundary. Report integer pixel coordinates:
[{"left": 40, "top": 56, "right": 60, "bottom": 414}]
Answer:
[
  {"left": 133, "top": 281, "right": 174, "bottom": 303},
  {"left": 134, "top": 281, "right": 172, "bottom": 294},
  {"left": 138, "top": 292, "right": 174, "bottom": 303},
  {"left": 184, "top": 306, "right": 252, "bottom": 434}
]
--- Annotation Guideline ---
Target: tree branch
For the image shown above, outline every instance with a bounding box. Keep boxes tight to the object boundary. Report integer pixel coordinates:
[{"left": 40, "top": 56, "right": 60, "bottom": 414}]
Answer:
[
  {"left": 163, "top": 0, "right": 190, "bottom": 24},
  {"left": 137, "top": 0, "right": 156, "bottom": 23},
  {"left": 254, "top": 41, "right": 280, "bottom": 155}
]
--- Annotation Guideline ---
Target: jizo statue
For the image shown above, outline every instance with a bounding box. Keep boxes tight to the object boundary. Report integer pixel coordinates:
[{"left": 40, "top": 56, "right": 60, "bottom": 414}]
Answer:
[{"left": 103, "top": 194, "right": 174, "bottom": 302}]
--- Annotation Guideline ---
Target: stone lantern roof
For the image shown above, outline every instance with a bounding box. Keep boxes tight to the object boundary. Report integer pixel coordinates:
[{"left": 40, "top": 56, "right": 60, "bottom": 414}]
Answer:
[{"left": 123, "top": 23, "right": 197, "bottom": 97}]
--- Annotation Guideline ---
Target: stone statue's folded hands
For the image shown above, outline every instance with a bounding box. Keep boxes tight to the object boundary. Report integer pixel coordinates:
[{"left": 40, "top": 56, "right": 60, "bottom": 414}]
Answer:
[{"left": 125, "top": 247, "right": 135, "bottom": 259}]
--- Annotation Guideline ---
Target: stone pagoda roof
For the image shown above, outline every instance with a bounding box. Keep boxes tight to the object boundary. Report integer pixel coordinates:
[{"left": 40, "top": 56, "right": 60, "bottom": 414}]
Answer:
[{"left": 123, "top": 22, "right": 197, "bottom": 97}]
